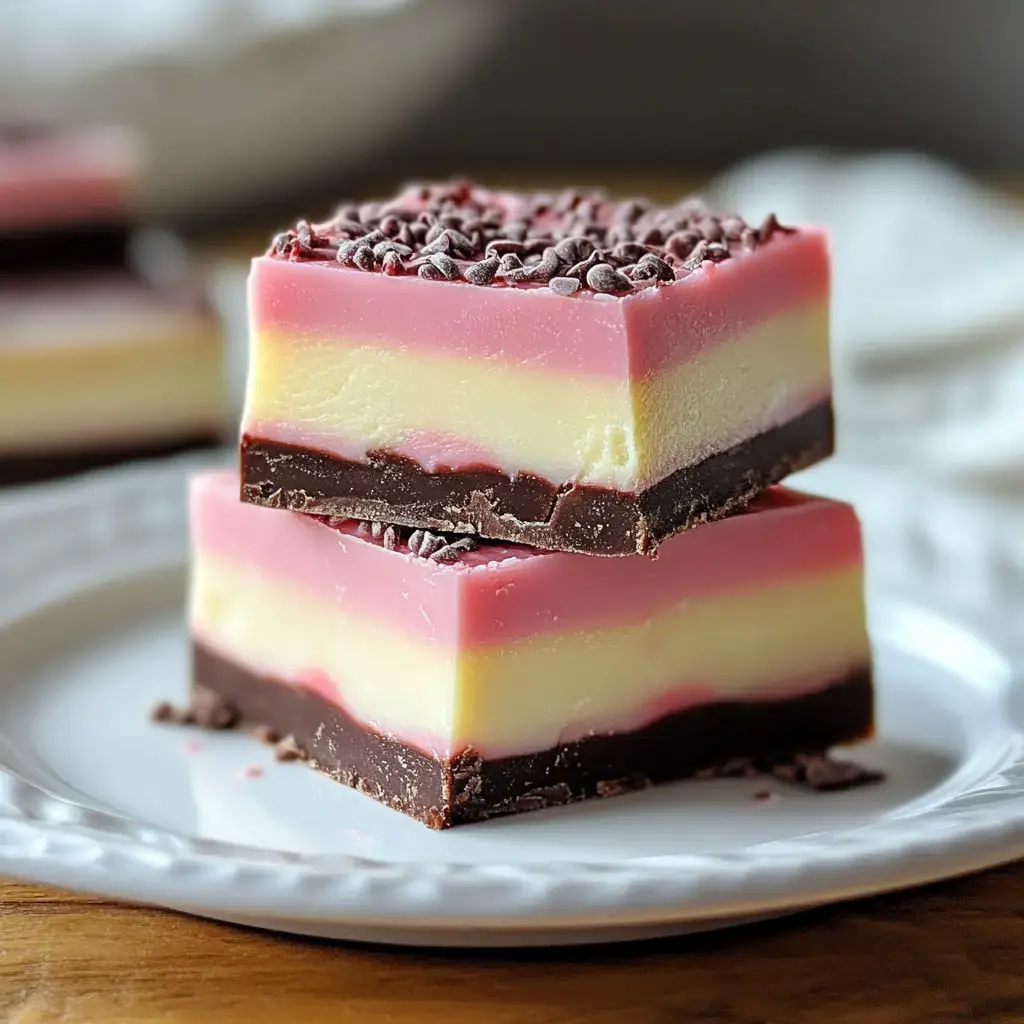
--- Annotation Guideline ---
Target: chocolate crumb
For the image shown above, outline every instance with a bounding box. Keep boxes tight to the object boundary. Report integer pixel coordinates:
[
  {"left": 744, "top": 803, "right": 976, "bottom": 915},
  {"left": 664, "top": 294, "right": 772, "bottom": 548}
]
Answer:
[
  {"left": 150, "top": 700, "right": 177, "bottom": 723},
  {"left": 586, "top": 263, "right": 633, "bottom": 293},
  {"left": 252, "top": 723, "right": 280, "bottom": 744},
  {"left": 274, "top": 734, "right": 307, "bottom": 762},
  {"left": 429, "top": 537, "right": 478, "bottom": 563},
  {"left": 190, "top": 690, "right": 239, "bottom": 730},
  {"left": 753, "top": 790, "right": 775, "bottom": 802},
  {"left": 549, "top": 275, "right": 581, "bottom": 296},
  {"left": 796, "top": 753, "right": 885, "bottom": 792}
]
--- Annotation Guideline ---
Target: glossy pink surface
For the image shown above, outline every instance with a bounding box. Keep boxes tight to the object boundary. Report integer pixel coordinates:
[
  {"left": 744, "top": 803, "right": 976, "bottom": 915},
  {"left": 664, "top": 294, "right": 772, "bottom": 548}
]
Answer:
[
  {"left": 192, "top": 470, "right": 862, "bottom": 649},
  {"left": 249, "top": 229, "right": 828, "bottom": 381}
]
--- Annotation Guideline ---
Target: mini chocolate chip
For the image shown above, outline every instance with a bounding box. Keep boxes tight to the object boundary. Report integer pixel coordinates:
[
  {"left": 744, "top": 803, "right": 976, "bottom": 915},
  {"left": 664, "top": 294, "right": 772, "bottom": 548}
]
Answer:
[
  {"left": 358, "top": 202, "right": 380, "bottom": 224},
  {"left": 549, "top": 276, "right": 581, "bottom": 296},
  {"left": 428, "top": 252, "right": 461, "bottom": 280},
  {"left": 352, "top": 245, "right": 375, "bottom": 272},
  {"left": 758, "top": 212, "right": 796, "bottom": 241},
  {"left": 378, "top": 214, "right": 402, "bottom": 237},
  {"left": 566, "top": 250, "right": 605, "bottom": 282},
  {"left": 523, "top": 247, "right": 563, "bottom": 283},
  {"left": 380, "top": 251, "right": 405, "bottom": 275},
  {"left": 485, "top": 238, "right": 528, "bottom": 257},
  {"left": 586, "top": 263, "right": 632, "bottom": 293},
  {"left": 721, "top": 216, "right": 746, "bottom": 240},
  {"left": 705, "top": 241, "right": 730, "bottom": 262},
  {"left": 407, "top": 529, "right": 426, "bottom": 555},
  {"left": 370, "top": 521, "right": 384, "bottom": 540},
  {"left": 418, "top": 263, "right": 447, "bottom": 281},
  {"left": 741, "top": 228, "right": 759, "bottom": 252},
  {"left": 665, "top": 230, "right": 701, "bottom": 259},
  {"left": 417, "top": 533, "right": 445, "bottom": 559},
  {"left": 397, "top": 223, "right": 416, "bottom": 247},
  {"left": 382, "top": 525, "right": 398, "bottom": 550},
  {"left": 464, "top": 256, "right": 500, "bottom": 286},
  {"left": 498, "top": 252, "right": 524, "bottom": 272},
  {"left": 503, "top": 220, "right": 529, "bottom": 242},
  {"left": 356, "top": 229, "right": 387, "bottom": 247},
  {"left": 605, "top": 223, "right": 635, "bottom": 248},
  {"left": 613, "top": 241, "right": 647, "bottom": 263},
  {"left": 681, "top": 239, "right": 710, "bottom": 270},
  {"left": 554, "top": 236, "right": 594, "bottom": 263},
  {"left": 696, "top": 216, "right": 723, "bottom": 242},
  {"left": 429, "top": 537, "right": 478, "bottom": 563},
  {"left": 373, "top": 240, "right": 412, "bottom": 259},
  {"left": 635, "top": 252, "right": 675, "bottom": 282}
]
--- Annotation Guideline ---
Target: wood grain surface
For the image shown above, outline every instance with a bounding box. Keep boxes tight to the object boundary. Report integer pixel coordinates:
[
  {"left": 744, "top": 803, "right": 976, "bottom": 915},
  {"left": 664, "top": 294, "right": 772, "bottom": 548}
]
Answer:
[{"left": 2, "top": 863, "right": 1024, "bottom": 1023}]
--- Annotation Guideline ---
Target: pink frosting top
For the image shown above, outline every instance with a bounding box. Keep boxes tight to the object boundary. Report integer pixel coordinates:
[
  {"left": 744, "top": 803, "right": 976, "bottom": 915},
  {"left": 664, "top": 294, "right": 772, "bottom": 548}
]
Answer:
[
  {"left": 249, "top": 228, "right": 828, "bottom": 381},
  {"left": 192, "top": 471, "right": 862, "bottom": 650}
]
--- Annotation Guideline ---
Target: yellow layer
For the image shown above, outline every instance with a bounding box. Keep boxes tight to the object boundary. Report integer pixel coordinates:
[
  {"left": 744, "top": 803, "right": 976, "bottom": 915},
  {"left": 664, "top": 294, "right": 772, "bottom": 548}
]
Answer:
[
  {"left": 192, "top": 553, "right": 868, "bottom": 758},
  {"left": 244, "top": 303, "right": 829, "bottom": 490},
  {"left": 0, "top": 327, "right": 225, "bottom": 453}
]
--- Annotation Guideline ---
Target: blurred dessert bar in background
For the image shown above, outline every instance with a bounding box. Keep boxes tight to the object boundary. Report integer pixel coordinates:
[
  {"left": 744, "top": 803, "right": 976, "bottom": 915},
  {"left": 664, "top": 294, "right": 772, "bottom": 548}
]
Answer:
[{"left": 0, "top": 123, "right": 227, "bottom": 485}]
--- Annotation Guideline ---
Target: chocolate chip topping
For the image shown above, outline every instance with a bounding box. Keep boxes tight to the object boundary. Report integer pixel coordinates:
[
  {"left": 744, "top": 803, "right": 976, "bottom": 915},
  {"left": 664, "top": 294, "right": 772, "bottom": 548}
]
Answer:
[
  {"left": 325, "top": 517, "right": 479, "bottom": 563},
  {"left": 268, "top": 180, "right": 796, "bottom": 296}
]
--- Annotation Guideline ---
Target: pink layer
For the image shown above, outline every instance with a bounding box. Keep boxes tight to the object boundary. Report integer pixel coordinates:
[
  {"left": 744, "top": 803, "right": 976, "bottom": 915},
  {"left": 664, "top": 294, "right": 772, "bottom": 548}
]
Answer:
[
  {"left": 0, "top": 129, "right": 138, "bottom": 232},
  {"left": 192, "top": 471, "right": 862, "bottom": 649},
  {"left": 244, "top": 384, "right": 828, "bottom": 481},
  {"left": 249, "top": 229, "right": 828, "bottom": 380}
]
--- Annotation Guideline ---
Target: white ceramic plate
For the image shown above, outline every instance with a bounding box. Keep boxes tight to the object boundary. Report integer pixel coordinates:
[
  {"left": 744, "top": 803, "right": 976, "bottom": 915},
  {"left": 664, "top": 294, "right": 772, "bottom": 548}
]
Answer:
[{"left": 0, "top": 456, "right": 1023, "bottom": 948}]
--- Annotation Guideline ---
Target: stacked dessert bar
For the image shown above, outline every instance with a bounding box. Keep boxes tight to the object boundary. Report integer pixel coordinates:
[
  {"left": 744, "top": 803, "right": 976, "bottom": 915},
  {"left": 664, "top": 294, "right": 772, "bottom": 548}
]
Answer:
[
  {"left": 182, "top": 181, "right": 876, "bottom": 828},
  {"left": 0, "top": 123, "right": 226, "bottom": 485}
]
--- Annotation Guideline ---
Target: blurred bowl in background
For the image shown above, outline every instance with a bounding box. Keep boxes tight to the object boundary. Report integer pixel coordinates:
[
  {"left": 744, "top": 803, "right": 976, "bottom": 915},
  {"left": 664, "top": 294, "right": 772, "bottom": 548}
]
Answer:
[{"left": 0, "top": 0, "right": 508, "bottom": 220}]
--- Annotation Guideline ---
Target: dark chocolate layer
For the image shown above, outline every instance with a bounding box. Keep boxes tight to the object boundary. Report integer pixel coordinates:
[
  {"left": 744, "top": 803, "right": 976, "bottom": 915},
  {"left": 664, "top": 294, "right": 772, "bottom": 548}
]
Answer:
[
  {"left": 0, "top": 222, "right": 131, "bottom": 277},
  {"left": 193, "top": 642, "right": 874, "bottom": 829},
  {"left": 0, "top": 434, "right": 221, "bottom": 488},
  {"left": 241, "top": 400, "right": 834, "bottom": 556}
]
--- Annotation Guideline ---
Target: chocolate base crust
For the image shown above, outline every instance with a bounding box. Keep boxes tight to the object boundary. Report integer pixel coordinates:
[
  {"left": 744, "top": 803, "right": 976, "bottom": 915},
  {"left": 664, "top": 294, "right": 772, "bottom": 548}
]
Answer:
[
  {"left": 0, "top": 222, "right": 131, "bottom": 276},
  {"left": 240, "top": 400, "right": 833, "bottom": 556},
  {"left": 0, "top": 434, "right": 222, "bottom": 488},
  {"left": 192, "top": 642, "right": 874, "bottom": 829}
]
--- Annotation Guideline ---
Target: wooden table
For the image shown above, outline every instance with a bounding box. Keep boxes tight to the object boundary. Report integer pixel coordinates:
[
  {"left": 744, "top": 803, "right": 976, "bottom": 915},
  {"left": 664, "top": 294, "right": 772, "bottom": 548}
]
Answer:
[{"left": 3, "top": 863, "right": 1024, "bottom": 1022}]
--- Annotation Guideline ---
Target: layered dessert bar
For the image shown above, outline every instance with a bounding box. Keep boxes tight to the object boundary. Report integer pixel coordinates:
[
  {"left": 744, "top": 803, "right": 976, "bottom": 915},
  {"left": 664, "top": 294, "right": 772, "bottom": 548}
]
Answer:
[
  {"left": 0, "top": 123, "right": 227, "bottom": 484},
  {"left": 241, "top": 181, "right": 832, "bottom": 555},
  {"left": 188, "top": 469, "right": 873, "bottom": 828}
]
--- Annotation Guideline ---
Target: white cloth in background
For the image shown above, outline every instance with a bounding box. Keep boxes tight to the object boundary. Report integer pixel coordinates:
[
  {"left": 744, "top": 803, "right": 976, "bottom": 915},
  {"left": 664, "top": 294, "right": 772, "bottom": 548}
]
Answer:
[{"left": 711, "top": 150, "right": 1024, "bottom": 491}]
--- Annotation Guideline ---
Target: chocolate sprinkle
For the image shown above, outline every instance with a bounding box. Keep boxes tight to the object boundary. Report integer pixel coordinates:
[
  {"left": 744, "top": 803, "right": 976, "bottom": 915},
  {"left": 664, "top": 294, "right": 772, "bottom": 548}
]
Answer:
[
  {"left": 549, "top": 275, "right": 581, "bottom": 296},
  {"left": 268, "top": 180, "right": 795, "bottom": 296}
]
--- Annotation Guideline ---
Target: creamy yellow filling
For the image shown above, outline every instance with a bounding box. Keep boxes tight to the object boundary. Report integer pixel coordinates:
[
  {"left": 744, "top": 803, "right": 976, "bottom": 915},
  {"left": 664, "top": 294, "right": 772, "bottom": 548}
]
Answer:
[
  {"left": 192, "top": 553, "right": 868, "bottom": 758},
  {"left": 0, "top": 326, "right": 225, "bottom": 453},
  {"left": 244, "top": 303, "right": 828, "bottom": 490}
]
